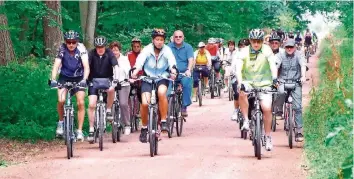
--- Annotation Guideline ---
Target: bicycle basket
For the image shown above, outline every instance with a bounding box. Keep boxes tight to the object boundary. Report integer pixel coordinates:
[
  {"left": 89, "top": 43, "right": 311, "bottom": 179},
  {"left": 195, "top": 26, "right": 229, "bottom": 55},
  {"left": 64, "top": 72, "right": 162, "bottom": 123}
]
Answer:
[{"left": 92, "top": 78, "right": 111, "bottom": 90}]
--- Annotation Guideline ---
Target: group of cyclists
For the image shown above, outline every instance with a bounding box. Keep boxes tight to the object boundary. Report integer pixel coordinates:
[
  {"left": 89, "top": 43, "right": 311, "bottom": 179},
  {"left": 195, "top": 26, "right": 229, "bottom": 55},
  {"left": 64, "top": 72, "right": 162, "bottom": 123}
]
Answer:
[{"left": 49, "top": 26, "right": 311, "bottom": 155}]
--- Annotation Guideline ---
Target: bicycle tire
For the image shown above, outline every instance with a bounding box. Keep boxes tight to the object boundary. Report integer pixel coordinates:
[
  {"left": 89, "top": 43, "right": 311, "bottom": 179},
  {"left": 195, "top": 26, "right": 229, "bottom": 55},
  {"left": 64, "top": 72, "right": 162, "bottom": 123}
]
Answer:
[
  {"left": 149, "top": 108, "right": 156, "bottom": 157},
  {"left": 198, "top": 81, "right": 202, "bottom": 106},
  {"left": 210, "top": 72, "right": 215, "bottom": 99},
  {"left": 112, "top": 103, "right": 117, "bottom": 143},
  {"left": 167, "top": 96, "right": 175, "bottom": 138},
  {"left": 134, "top": 97, "right": 140, "bottom": 132},
  {"left": 176, "top": 98, "right": 183, "bottom": 137},
  {"left": 129, "top": 96, "right": 134, "bottom": 133},
  {"left": 255, "top": 112, "right": 262, "bottom": 160},
  {"left": 99, "top": 106, "right": 104, "bottom": 151},
  {"left": 288, "top": 104, "right": 293, "bottom": 149},
  {"left": 154, "top": 113, "right": 158, "bottom": 155},
  {"left": 65, "top": 109, "right": 72, "bottom": 159}
]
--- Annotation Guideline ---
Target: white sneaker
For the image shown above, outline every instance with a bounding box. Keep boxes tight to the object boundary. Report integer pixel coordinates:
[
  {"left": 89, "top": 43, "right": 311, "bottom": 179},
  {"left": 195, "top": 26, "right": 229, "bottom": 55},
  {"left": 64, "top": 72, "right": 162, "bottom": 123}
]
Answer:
[
  {"left": 56, "top": 122, "right": 64, "bottom": 136},
  {"left": 265, "top": 136, "right": 273, "bottom": 151},
  {"left": 223, "top": 87, "right": 228, "bottom": 93},
  {"left": 76, "top": 130, "right": 84, "bottom": 142},
  {"left": 124, "top": 126, "right": 131, "bottom": 136},
  {"left": 241, "top": 119, "right": 250, "bottom": 131},
  {"left": 231, "top": 110, "right": 238, "bottom": 121}
]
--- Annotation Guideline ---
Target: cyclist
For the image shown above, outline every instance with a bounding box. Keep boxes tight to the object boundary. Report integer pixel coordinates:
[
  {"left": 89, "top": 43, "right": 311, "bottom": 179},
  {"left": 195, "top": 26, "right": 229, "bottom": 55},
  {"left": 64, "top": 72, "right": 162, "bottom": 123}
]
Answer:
[
  {"left": 276, "top": 28, "right": 285, "bottom": 42},
  {"left": 304, "top": 31, "right": 313, "bottom": 54},
  {"left": 86, "top": 36, "right": 120, "bottom": 142},
  {"left": 127, "top": 37, "right": 143, "bottom": 114},
  {"left": 49, "top": 30, "right": 90, "bottom": 141},
  {"left": 205, "top": 38, "right": 222, "bottom": 84},
  {"left": 167, "top": 30, "right": 194, "bottom": 117},
  {"left": 131, "top": 28, "right": 177, "bottom": 143},
  {"left": 217, "top": 38, "right": 225, "bottom": 58},
  {"left": 110, "top": 41, "right": 132, "bottom": 135},
  {"left": 193, "top": 42, "right": 211, "bottom": 100},
  {"left": 295, "top": 30, "right": 303, "bottom": 48},
  {"left": 312, "top": 31, "right": 318, "bottom": 53},
  {"left": 269, "top": 34, "right": 284, "bottom": 55},
  {"left": 235, "top": 29, "right": 278, "bottom": 151},
  {"left": 274, "top": 39, "right": 306, "bottom": 142},
  {"left": 287, "top": 31, "right": 295, "bottom": 39},
  {"left": 222, "top": 40, "right": 237, "bottom": 93},
  {"left": 230, "top": 39, "right": 248, "bottom": 121}
]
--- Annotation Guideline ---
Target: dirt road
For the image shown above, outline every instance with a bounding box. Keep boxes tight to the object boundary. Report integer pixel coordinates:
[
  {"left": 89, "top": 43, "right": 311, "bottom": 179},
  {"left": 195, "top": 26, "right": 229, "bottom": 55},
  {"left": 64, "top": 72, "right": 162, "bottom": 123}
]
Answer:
[{"left": 0, "top": 55, "right": 319, "bottom": 179}]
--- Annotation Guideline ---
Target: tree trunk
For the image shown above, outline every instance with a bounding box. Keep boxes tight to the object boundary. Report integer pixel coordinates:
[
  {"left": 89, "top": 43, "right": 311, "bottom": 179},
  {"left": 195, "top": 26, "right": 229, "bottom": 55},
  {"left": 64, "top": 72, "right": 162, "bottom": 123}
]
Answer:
[
  {"left": 79, "top": 1, "right": 88, "bottom": 37},
  {"left": 0, "top": 0, "right": 15, "bottom": 65},
  {"left": 19, "top": 13, "right": 29, "bottom": 41},
  {"left": 84, "top": 0, "right": 97, "bottom": 49},
  {"left": 43, "top": 0, "right": 63, "bottom": 57}
]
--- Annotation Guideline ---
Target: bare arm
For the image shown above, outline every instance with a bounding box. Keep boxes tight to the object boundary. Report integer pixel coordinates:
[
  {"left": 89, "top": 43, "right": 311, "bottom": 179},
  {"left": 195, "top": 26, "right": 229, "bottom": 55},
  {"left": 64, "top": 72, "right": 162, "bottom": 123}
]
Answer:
[
  {"left": 81, "top": 54, "right": 90, "bottom": 80},
  {"left": 51, "top": 58, "right": 62, "bottom": 80}
]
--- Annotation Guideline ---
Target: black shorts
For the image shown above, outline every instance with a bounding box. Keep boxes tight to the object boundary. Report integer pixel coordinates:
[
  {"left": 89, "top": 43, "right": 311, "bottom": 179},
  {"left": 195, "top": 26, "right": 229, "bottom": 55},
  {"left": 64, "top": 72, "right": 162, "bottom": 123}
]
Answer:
[
  {"left": 141, "top": 79, "right": 169, "bottom": 93},
  {"left": 58, "top": 75, "right": 84, "bottom": 95}
]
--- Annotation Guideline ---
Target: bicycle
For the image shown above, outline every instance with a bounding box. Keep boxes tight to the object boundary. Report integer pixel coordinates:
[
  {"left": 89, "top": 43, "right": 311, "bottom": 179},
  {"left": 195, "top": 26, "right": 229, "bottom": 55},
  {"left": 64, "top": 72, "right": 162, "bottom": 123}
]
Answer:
[
  {"left": 271, "top": 93, "right": 278, "bottom": 132},
  {"left": 304, "top": 45, "right": 311, "bottom": 63},
  {"left": 128, "top": 83, "right": 140, "bottom": 133},
  {"left": 281, "top": 79, "right": 302, "bottom": 149},
  {"left": 194, "top": 65, "right": 207, "bottom": 107},
  {"left": 111, "top": 80, "right": 129, "bottom": 143},
  {"left": 221, "top": 60, "right": 233, "bottom": 101},
  {"left": 243, "top": 87, "right": 277, "bottom": 160},
  {"left": 210, "top": 57, "right": 221, "bottom": 99},
  {"left": 129, "top": 74, "right": 172, "bottom": 157},
  {"left": 167, "top": 73, "right": 188, "bottom": 138},
  {"left": 49, "top": 80, "right": 85, "bottom": 159}
]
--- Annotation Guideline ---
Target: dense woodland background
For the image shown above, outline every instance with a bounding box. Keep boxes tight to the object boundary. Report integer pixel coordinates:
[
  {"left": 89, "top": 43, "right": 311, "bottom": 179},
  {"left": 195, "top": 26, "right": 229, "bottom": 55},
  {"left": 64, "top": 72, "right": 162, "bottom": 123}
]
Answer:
[{"left": 0, "top": 1, "right": 352, "bottom": 178}]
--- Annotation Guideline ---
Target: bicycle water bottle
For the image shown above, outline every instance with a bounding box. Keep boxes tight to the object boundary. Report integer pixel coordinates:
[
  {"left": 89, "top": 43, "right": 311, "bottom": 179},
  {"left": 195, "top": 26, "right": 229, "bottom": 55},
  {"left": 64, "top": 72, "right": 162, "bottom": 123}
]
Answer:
[{"left": 151, "top": 90, "right": 156, "bottom": 104}]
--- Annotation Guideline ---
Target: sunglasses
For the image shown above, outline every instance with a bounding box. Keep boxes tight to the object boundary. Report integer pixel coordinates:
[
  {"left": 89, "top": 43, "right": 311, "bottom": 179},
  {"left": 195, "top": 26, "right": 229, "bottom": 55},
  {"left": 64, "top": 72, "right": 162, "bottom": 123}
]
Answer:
[
  {"left": 66, "top": 41, "right": 77, "bottom": 45},
  {"left": 174, "top": 36, "right": 183, "bottom": 39},
  {"left": 285, "top": 46, "right": 295, "bottom": 49}
]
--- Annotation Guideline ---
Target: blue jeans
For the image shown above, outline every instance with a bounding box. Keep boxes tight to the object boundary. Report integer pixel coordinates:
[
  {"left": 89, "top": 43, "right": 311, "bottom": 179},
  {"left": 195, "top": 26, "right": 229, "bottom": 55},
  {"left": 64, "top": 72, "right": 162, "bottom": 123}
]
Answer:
[{"left": 167, "top": 74, "right": 192, "bottom": 108}]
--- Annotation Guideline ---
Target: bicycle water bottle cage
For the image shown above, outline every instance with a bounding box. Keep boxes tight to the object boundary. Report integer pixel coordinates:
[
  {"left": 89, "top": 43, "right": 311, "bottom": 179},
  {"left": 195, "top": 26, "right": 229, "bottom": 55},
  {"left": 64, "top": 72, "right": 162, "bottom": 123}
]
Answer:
[
  {"left": 93, "top": 78, "right": 111, "bottom": 90},
  {"left": 284, "top": 83, "right": 296, "bottom": 91}
]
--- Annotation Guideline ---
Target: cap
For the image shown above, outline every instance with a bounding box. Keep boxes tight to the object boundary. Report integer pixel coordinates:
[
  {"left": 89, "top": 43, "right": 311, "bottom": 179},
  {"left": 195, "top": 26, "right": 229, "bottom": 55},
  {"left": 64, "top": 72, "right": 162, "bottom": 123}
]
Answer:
[
  {"left": 284, "top": 39, "right": 295, "bottom": 47},
  {"left": 198, "top": 42, "right": 206, "bottom": 48}
]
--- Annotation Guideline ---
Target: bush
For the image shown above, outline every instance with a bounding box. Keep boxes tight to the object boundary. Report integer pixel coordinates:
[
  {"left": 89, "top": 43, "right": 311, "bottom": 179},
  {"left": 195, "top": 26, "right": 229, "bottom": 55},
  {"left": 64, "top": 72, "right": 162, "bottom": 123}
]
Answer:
[
  {"left": 304, "top": 27, "right": 353, "bottom": 179},
  {"left": 0, "top": 59, "right": 90, "bottom": 141}
]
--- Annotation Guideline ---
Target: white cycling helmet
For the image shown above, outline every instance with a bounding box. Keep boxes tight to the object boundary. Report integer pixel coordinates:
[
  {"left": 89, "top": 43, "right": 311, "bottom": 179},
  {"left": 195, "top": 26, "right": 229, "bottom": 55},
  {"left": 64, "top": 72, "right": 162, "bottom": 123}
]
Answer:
[
  {"left": 249, "top": 29, "right": 265, "bottom": 40},
  {"left": 198, "top": 42, "right": 206, "bottom": 48},
  {"left": 208, "top": 38, "right": 216, "bottom": 44}
]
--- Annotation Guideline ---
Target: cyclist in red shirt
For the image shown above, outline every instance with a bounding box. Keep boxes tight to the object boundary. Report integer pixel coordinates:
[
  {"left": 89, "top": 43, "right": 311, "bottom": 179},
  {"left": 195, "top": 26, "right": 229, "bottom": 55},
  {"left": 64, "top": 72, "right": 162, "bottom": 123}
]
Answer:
[{"left": 205, "top": 38, "right": 221, "bottom": 91}]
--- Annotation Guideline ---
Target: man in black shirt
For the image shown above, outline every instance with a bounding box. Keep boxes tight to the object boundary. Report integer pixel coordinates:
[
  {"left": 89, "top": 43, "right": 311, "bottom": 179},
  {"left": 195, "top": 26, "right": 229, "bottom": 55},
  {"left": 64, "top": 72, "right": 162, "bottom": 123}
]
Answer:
[{"left": 87, "top": 36, "right": 120, "bottom": 143}]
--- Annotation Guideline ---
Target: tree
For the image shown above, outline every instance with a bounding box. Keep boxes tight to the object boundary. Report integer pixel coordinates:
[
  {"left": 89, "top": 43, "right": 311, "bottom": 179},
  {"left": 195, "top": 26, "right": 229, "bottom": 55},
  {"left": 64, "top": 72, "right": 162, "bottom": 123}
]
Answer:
[
  {"left": 43, "top": 0, "right": 63, "bottom": 57},
  {"left": 0, "top": 0, "right": 15, "bottom": 65},
  {"left": 82, "top": 0, "right": 96, "bottom": 49}
]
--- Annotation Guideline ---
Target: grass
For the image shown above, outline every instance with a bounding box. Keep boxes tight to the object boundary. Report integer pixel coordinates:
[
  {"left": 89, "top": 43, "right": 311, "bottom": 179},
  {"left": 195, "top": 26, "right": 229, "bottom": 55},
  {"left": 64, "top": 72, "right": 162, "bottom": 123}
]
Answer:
[{"left": 304, "top": 27, "right": 353, "bottom": 179}]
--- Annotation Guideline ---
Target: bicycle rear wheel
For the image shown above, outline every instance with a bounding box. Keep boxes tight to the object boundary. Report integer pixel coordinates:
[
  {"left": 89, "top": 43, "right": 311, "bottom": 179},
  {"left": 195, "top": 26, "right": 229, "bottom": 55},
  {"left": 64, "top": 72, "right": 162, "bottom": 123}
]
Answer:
[
  {"left": 149, "top": 108, "right": 156, "bottom": 157},
  {"left": 210, "top": 72, "right": 215, "bottom": 99},
  {"left": 99, "top": 106, "right": 104, "bottom": 151},
  {"left": 167, "top": 96, "right": 175, "bottom": 138}
]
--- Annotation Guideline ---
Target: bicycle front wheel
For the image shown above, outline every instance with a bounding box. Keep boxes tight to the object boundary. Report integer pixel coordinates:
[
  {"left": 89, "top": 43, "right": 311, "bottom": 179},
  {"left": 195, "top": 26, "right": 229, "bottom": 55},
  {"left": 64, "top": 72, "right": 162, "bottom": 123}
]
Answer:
[
  {"left": 198, "top": 81, "right": 202, "bottom": 106},
  {"left": 167, "top": 96, "right": 175, "bottom": 138},
  {"left": 176, "top": 98, "right": 183, "bottom": 137},
  {"left": 99, "top": 106, "right": 104, "bottom": 151},
  {"left": 65, "top": 109, "right": 72, "bottom": 159},
  {"left": 288, "top": 104, "right": 293, "bottom": 149},
  {"left": 255, "top": 112, "right": 262, "bottom": 160},
  {"left": 149, "top": 108, "right": 156, "bottom": 157}
]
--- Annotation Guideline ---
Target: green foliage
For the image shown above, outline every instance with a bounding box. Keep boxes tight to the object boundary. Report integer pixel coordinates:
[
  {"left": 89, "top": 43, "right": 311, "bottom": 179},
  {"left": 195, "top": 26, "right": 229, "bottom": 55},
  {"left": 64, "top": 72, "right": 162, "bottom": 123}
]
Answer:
[
  {"left": 0, "top": 60, "right": 91, "bottom": 141},
  {"left": 304, "top": 27, "right": 353, "bottom": 179}
]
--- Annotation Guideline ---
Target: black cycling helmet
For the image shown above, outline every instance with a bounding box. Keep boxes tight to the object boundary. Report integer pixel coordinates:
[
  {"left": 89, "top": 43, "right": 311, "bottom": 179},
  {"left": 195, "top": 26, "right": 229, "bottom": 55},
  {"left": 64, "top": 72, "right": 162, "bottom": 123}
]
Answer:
[
  {"left": 269, "top": 34, "right": 281, "bottom": 42},
  {"left": 151, "top": 28, "right": 166, "bottom": 39},
  {"left": 64, "top": 30, "right": 79, "bottom": 40},
  {"left": 94, "top": 36, "right": 107, "bottom": 47}
]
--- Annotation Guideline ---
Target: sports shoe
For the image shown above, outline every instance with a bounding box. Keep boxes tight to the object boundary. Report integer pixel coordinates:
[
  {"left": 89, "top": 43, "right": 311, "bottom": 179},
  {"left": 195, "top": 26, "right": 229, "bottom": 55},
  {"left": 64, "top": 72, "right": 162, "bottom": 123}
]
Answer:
[
  {"left": 124, "top": 126, "right": 131, "bottom": 136},
  {"left": 181, "top": 107, "right": 188, "bottom": 117},
  {"left": 231, "top": 109, "right": 239, "bottom": 121},
  {"left": 56, "top": 121, "right": 64, "bottom": 136},
  {"left": 87, "top": 132, "right": 94, "bottom": 144},
  {"left": 295, "top": 133, "right": 304, "bottom": 142},
  {"left": 161, "top": 120, "right": 168, "bottom": 132},
  {"left": 76, "top": 130, "right": 84, "bottom": 142},
  {"left": 139, "top": 127, "right": 148, "bottom": 143},
  {"left": 241, "top": 119, "right": 250, "bottom": 131},
  {"left": 106, "top": 111, "right": 113, "bottom": 122},
  {"left": 265, "top": 136, "right": 273, "bottom": 151}
]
